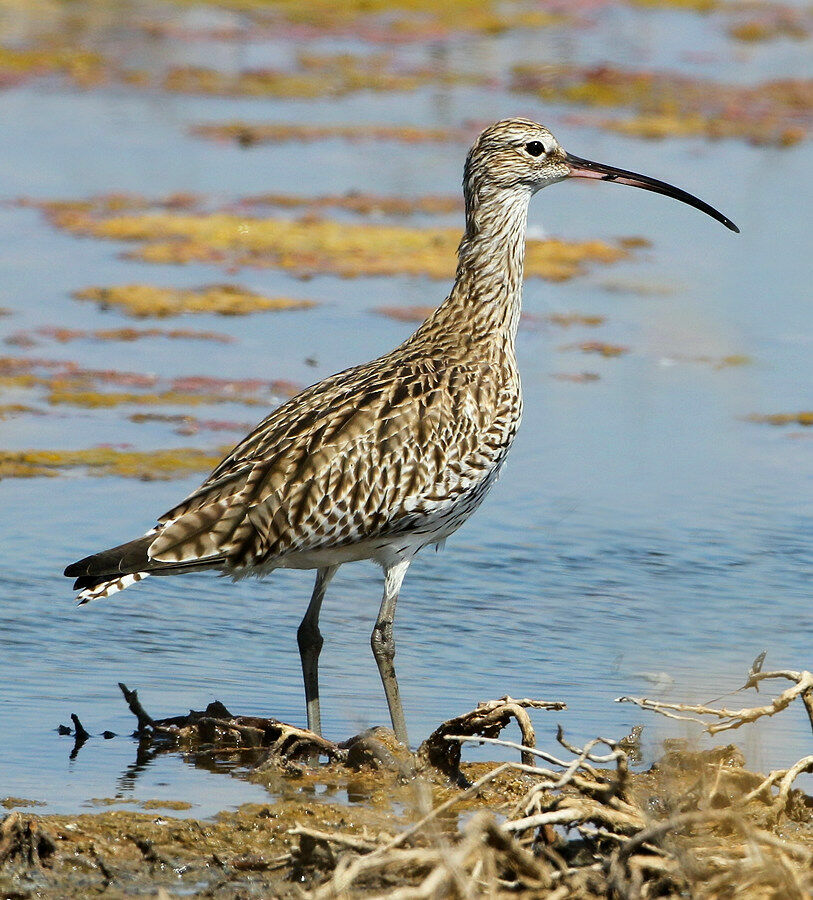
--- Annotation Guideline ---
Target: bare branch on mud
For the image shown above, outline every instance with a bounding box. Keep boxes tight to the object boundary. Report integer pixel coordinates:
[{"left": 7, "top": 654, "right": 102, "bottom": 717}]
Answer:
[
  {"left": 416, "top": 696, "right": 566, "bottom": 780},
  {"left": 616, "top": 667, "right": 813, "bottom": 734},
  {"left": 300, "top": 682, "right": 813, "bottom": 900}
]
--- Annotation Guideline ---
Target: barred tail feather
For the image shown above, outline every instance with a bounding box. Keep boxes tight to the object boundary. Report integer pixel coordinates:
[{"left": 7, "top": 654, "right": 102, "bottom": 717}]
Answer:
[
  {"left": 66, "top": 528, "right": 227, "bottom": 604},
  {"left": 77, "top": 572, "right": 150, "bottom": 605}
]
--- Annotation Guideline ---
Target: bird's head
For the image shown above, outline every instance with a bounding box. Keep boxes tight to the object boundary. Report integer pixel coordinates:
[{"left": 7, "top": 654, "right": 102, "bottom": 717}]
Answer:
[{"left": 464, "top": 118, "right": 738, "bottom": 232}]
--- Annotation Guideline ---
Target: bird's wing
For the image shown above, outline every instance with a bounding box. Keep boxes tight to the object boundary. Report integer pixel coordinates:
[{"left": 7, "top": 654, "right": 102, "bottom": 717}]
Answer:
[{"left": 148, "top": 357, "right": 507, "bottom": 567}]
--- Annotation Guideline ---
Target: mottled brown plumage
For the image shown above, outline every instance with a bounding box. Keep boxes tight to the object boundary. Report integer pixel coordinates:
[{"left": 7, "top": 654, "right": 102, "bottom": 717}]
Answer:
[{"left": 66, "top": 119, "right": 737, "bottom": 744}]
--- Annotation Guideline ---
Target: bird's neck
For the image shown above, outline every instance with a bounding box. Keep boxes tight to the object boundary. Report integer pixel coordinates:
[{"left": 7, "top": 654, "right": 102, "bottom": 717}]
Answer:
[{"left": 424, "top": 184, "right": 531, "bottom": 356}]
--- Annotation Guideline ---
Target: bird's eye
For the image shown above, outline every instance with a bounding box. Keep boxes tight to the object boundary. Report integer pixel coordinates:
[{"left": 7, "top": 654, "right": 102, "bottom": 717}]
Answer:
[{"left": 525, "top": 141, "right": 546, "bottom": 157}]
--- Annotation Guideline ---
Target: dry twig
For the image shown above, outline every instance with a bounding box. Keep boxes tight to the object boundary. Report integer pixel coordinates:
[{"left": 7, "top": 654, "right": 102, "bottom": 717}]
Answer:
[{"left": 616, "top": 667, "right": 813, "bottom": 734}]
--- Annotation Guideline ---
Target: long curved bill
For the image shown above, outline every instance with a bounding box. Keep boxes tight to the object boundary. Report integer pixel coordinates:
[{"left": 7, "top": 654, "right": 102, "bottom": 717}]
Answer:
[{"left": 565, "top": 153, "right": 739, "bottom": 233}]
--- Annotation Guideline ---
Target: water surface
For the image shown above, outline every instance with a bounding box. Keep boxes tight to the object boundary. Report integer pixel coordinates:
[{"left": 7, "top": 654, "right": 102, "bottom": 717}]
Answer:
[{"left": 0, "top": 1, "right": 810, "bottom": 815}]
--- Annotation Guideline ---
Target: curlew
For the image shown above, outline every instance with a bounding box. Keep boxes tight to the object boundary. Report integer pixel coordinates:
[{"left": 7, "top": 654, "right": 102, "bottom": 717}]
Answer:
[{"left": 65, "top": 119, "right": 737, "bottom": 745}]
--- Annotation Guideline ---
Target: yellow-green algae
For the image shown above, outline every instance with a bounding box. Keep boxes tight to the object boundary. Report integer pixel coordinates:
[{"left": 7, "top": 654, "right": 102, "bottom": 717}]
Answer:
[
  {"left": 511, "top": 64, "right": 812, "bottom": 147},
  {"left": 0, "top": 43, "right": 107, "bottom": 88},
  {"left": 49, "top": 208, "right": 633, "bottom": 281},
  {"left": 0, "top": 447, "right": 227, "bottom": 480},
  {"left": 45, "top": 387, "right": 272, "bottom": 409},
  {"left": 0, "top": 356, "right": 300, "bottom": 413},
  {"left": 73, "top": 283, "right": 316, "bottom": 318},
  {"left": 163, "top": 0, "right": 564, "bottom": 36}
]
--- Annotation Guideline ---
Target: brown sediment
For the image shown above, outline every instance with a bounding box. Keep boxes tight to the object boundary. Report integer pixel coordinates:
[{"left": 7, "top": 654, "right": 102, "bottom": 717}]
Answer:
[
  {"left": 512, "top": 64, "right": 812, "bottom": 147},
  {"left": 73, "top": 284, "right": 316, "bottom": 318}
]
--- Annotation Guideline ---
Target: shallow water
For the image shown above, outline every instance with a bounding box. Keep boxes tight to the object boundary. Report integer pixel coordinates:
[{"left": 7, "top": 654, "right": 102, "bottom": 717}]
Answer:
[{"left": 0, "top": 1, "right": 810, "bottom": 817}]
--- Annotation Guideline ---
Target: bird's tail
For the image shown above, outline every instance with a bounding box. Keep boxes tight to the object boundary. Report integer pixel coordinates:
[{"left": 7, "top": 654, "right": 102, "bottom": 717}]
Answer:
[{"left": 65, "top": 532, "right": 223, "bottom": 604}]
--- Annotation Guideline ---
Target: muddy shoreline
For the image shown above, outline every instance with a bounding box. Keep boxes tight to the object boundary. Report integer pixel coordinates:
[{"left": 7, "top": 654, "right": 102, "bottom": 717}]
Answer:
[{"left": 3, "top": 685, "right": 811, "bottom": 899}]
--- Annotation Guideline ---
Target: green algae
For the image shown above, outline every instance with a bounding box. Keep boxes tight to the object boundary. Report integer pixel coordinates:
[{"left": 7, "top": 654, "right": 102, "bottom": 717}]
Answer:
[
  {"left": 73, "top": 283, "right": 316, "bottom": 318},
  {"left": 1, "top": 798, "right": 45, "bottom": 809},
  {"left": 129, "top": 412, "right": 255, "bottom": 436},
  {"left": 0, "top": 447, "right": 227, "bottom": 480},
  {"left": 45, "top": 387, "right": 269, "bottom": 409},
  {"left": 0, "top": 356, "right": 300, "bottom": 418}
]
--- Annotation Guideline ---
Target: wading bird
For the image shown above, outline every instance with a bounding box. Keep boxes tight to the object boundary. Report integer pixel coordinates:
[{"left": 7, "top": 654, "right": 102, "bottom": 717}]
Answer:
[{"left": 65, "top": 119, "right": 737, "bottom": 746}]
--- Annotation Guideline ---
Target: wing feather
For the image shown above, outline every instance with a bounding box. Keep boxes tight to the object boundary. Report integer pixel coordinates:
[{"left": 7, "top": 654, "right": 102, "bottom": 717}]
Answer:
[{"left": 149, "top": 358, "right": 507, "bottom": 568}]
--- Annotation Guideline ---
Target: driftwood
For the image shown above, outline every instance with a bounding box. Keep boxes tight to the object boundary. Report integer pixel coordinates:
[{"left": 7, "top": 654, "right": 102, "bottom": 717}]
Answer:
[{"left": 118, "top": 682, "right": 347, "bottom": 766}]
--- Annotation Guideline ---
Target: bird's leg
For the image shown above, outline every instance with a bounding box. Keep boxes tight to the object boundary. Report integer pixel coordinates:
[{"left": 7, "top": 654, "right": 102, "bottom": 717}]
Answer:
[
  {"left": 371, "top": 558, "right": 411, "bottom": 746},
  {"left": 297, "top": 565, "right": 338, "bottom": 737}
]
